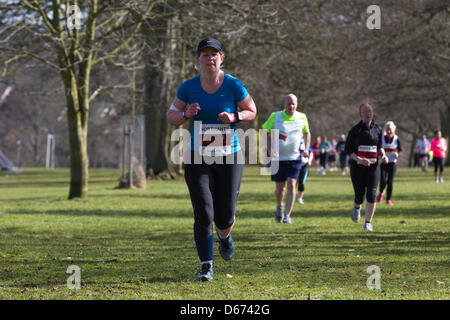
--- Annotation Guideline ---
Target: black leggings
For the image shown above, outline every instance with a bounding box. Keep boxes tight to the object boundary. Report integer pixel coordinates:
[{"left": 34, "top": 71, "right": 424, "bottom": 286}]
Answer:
[
  {"left": 297, "top": 165, "right": 309, "bottom": 192},
  {"left": 379, "top": 163, "right": 397, "bottom": 200},
  {"left": 434, "top": 157, "right": 445, "bottom": 173},
  {"left": 350, "top": 162, "right": 380, "bottom": 204},
  {"left": 184, "top": 152, "right": 244, "bottom": 238},
  {"left": 319, "top": 153, "right": 328, "bottom": 167}
]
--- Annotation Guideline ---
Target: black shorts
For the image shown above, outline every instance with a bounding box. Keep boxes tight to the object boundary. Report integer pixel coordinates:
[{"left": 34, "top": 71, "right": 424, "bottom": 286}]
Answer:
[{"left": 271, "top": 160, "right": 303, "bottom": 182}]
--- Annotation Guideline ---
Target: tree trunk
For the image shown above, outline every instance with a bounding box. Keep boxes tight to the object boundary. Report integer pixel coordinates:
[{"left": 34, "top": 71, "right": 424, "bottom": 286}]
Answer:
[
  {"left": 144, "top": 16, "right": 180, "bottom": 179},
  {"left": 60, "top": 59, "right": 90, "bottom": 199},
  {"left": 65, "top": 87, "right": 89, "bottom": 199}
]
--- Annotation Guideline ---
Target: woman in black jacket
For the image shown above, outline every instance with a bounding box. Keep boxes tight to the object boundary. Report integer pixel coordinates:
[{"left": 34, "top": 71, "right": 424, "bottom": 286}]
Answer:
[{"left": 345, "top": 102, "right": 388, "bottom": 232}]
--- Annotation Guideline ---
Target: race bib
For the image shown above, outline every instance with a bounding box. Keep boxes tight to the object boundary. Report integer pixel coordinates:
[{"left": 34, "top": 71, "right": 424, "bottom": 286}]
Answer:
[
  {"left": 357, "top": 145, "right": 377, "bottom": 163},
  {"left": 384, "top": 148, "right": 396, "bottom": 154},
  {"left": 197, "top": 123, "right": 233, "bottom": 157}
]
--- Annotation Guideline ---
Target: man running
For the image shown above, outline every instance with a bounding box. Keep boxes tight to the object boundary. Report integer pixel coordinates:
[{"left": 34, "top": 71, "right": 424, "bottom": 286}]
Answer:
[
  {"left": 415, "top": 134, "right": 430, "bottom": 172},
  {"left": 262, "top": 94, "right": 311, "bottom": 224}
]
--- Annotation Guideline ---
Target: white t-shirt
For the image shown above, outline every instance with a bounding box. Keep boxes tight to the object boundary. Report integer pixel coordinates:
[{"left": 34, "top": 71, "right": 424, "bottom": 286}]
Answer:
[{"left": 415, "top": 139, "right": 430, "bottom": 155}]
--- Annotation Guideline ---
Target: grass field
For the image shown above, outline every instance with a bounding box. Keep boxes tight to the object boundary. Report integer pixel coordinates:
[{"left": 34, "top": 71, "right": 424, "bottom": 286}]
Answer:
[{"left": 0, "top": 166, "right": 448, "bottom": 300}]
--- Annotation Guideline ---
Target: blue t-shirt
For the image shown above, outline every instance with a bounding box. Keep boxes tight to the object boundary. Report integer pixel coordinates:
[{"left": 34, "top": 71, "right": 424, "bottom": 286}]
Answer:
[{"left": 176, "top": 73, "right": 248, "bottom": 154}]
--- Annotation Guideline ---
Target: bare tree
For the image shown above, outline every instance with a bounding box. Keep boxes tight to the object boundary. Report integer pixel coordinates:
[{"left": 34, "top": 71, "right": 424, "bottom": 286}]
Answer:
[{"left": 1, "top": 0, "right": 157, "bottom": 198}]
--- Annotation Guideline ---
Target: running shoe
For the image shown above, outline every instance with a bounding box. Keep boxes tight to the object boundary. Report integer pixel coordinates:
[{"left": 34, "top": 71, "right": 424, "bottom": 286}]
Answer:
[
  {"left": 297, "top": 198, "right": 304, "bottom": 204},
  {"left": 436, "top": 179, "right": 439, "bottom": 183},
  {"left": 351, "top": 206, "right": 361, "bottom": 223},
  {"left": 282, "top": 215, "right": 292, "bottom": 224},
  {"left": 439, "top": 177, "right": 444, "bottom": 183},
  {"left": 196, "top": 263, "right": 214, "bottom": 281},
  {"left": 363, "top": 222, "right": 373, "bottom": 232},
  {"left": 275, "top": 204, "right": 283, "bottom": 223},
  {"left": 386, "top": 200, "right": 393, "bottom": 206},
  {"left": 376, "top": 192, "right": 384, "bottom": 203},
  {"left": 218, "top": 235, "right": 235, "bottom": 261}
]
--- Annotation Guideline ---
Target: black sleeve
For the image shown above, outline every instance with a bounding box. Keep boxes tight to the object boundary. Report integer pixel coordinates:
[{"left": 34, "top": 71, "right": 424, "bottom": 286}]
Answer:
[
  {"left": 345, "top": 126, "right": 357, "bottom": 156},
  {"left": 377, "top": 127, "right": 383, "bottom": 151},
  {"left": 397, "top": 138, "right": 402, "bottom": 153}
]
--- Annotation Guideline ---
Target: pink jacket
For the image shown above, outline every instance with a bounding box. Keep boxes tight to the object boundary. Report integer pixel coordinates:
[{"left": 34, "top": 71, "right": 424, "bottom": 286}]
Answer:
[{"left": 431, "top": 137, "right": 447, "bottom": 159}]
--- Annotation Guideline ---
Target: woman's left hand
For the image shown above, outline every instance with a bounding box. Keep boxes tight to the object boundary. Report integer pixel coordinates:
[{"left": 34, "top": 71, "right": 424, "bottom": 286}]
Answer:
[{"left": 217, "top": 112, "right": 235, "bottom": 123}]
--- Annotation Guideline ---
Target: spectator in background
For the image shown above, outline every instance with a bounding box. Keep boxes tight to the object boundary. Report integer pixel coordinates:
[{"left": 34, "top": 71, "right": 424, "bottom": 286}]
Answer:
[
  {"left": 415, "top": 134, "right": 430, "bottom": 172},
  {"left": 328, "top": 138, "right": 338, "bottom": 172},
  {"left": 336, "top": 134, "right": 349, "bottom": 175},
  {"left": 319, "top": 135, "right": 330, "bottom": 175},
  {"left": 311, "top": 136, "right": 322, "bottom": 174},
  {"left": 430, "top": 130, "right": 447, "bottom": 183}
]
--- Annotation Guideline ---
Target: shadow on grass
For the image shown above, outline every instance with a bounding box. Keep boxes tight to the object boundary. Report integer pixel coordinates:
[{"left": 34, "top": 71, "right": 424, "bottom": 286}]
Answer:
[
  {"left": 5, "top": 208, "right": 192, "bottom": 219},
  {"left": 1, "top": 224, "right": 448, "bottom": 289},
  {"left": 238, "top": 192, "right": 355, "bottom": 204},
  {"left": 5, "top": 199, "right": 449, "bottom": 219},
  {"left": 242, "top": 205, "right": 449, "bottom": 219}
]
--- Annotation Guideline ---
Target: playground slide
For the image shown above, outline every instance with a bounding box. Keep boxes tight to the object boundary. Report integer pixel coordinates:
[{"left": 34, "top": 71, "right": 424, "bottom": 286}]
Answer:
[{"left": 0, "top": 150, "right": 20, "bottom": 173}]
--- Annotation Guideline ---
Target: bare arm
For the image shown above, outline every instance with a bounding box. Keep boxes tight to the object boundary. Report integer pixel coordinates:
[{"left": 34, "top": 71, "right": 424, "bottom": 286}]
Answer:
[
  {"left": 167, "top": 97, "right": 200, "bottom": 126},
  {"left": 217, "top": 94, "right": 257, "bottom": 123},
  {"left": 236, "top": 95, "right": 257, "bottom": 122},
  {"left": 303, "top": 131, "right": 311, "bottom": 156}
]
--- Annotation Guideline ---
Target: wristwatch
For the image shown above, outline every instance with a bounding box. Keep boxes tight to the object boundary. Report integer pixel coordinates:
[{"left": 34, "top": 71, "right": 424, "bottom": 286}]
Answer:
[
  {"left": 182, "top": 111, "right": 189, "bottom": 120},
  {"left": 234, "top": 112, "right": 243, "bottom": 123}
]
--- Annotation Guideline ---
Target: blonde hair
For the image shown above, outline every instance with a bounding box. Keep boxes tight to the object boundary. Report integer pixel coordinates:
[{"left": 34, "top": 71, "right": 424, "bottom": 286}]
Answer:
[{"left": 384, "top": 121, "right": 396, "bottom": 134}]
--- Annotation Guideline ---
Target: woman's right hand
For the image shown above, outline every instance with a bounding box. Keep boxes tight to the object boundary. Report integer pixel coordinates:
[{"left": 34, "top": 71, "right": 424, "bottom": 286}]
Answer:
[
  {"left": 185, "top": 103, "right": 201, "bottom": 119},
  {"left": 357, "top": 157, "right": 371, "bottom": 167}
]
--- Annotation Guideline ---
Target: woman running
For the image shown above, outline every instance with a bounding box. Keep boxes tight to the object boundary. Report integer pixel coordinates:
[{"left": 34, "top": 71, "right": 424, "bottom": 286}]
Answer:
[
  {"left": 345, "top": 102, "right": 388, "bottom": 232},
  {"left": 377, "top": 121, "right": 402, "bottom": 206},
  {"left": 430, "top": 130, "right": 447, "bottom": 183},
  {"left": 167, "top": 37, "right": 257, "bottom": 281}
]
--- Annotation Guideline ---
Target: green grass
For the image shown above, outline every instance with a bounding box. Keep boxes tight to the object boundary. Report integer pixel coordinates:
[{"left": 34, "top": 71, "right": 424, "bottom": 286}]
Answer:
[{"left": 0, "top": 167, "right": 448, "bottom": 300}]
